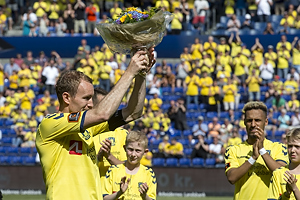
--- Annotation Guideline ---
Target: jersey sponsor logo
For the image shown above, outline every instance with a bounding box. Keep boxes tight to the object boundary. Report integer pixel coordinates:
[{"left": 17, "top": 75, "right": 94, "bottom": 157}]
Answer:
[
  {"left": 69, "top": 140, "right": 83, "bottom": 155},
  {"left": 68, "top": 112, "right": 81, "bottom": 122},
  {"left": 108, "top": 137, "right": 115, "bottom": 146},
  {"left": 81, "top": 129, "right": 91, "bottom": 140}
]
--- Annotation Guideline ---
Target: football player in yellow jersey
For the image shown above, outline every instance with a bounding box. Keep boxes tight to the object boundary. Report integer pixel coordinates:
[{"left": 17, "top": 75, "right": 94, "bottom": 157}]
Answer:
[
  {"left": 103, "top": 130, "right": 156, "bottom": 200},
  {"left": 36, "top": 48, "right": 156, "bottom": 200},
  {"left": 225, "top": 101, "right": 289, "bottom": 200},
  {"left": 268, "top": 128, "right": 300, "bottom": 200}
]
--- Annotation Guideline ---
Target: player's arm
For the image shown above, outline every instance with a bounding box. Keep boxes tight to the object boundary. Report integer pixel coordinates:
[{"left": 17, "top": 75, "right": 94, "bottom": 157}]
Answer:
[
  {"left": 256, "top": 127, "right": 286, "bottom": 171},
  {"left": 83, "top": 49, "right": 154, "bottom": 130},
  {"left": 98, "top": 138, "right": 124, "bottom": 165}
]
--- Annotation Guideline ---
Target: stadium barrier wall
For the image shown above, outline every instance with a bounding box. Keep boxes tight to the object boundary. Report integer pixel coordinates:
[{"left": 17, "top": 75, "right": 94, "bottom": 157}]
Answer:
[
  {"left": 0, "top": 34, "right": 298, "bottom": 59},
  {"left": 0, "top": 166, "right": 234, "bottom": 196}
]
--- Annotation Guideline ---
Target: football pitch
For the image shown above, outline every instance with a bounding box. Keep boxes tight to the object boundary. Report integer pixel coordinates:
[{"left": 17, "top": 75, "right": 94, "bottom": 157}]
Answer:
[{"left": 3, "top": 195, "right": 233, "bottom": 200}]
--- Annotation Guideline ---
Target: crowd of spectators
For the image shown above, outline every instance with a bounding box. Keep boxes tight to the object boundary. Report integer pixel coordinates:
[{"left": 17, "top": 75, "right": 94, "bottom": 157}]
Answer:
[{"left": 1, "top": 30, "right": 300, "bottom": 166}]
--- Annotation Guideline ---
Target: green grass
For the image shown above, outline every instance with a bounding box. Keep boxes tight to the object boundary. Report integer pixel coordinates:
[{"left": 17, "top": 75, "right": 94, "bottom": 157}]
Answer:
[{"left": 2, "top": 195, "right": 233, "bottom": 200}]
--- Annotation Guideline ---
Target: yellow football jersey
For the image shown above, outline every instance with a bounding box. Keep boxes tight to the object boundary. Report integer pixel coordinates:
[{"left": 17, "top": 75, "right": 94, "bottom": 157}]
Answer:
[
  {"left": 94, "top": 127, "right": 127, "bottom": 186},
  {"left": 268, "top": 165, "right": 300, "bottom": 200},
  {"left": 36, "top": 111, "right": 110, "bottom": 200},
  {"left": 103, "top": 163, "right": 157, "bottom": 200},
  {"left": 225, "top": 139, "right": 289, "bottom": 200}
]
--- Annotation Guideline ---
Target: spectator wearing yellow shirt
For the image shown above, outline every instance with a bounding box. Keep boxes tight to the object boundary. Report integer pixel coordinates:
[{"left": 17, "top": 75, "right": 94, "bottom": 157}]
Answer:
[
  {"left": 171, "top": 7, "right": 183, "bottom": 34},
  {"left": 8, "top": 70, "right": 19, "bottom": 91},
  {"left": 12, "top": 108, "right": 28, "bottom": 128},
  {"left": 48, "top": 0, "right": 60, "bottom": 26},
  {"left": 227, "top": 130, "right": 242, "bottom": 147},
  {"left": 21, "top": 126, "right": 36, "bottom": 148},
  {"left": 294, "top": 15, "right": 300, "bottom": 29},
  {"left": 276, "top": 35, "right": 292, "bottom": 51},
  {"left": 272, "top": 75, "right": 284, "bottom": 94},
  {"left": 285, "top": 93, "right": 300, "bottom": 112},
  {"left": 19, "top": 86, "right": 35, "bottom": 118},
  {"left": 156, "top": 0, "right": 170, "bottom": 11},
  {"left": 18, "top": 63, "right": 31, "bottom": 88},
  {"left": 185, "top": 70, "right": 200, "bottom": 105},
  {"left": 34, "top": 99, "right": 47, "bottom": 122},
  {"left": 110, "top": 2, "right": 122, "bottom": 20},
  {"left": 0, "top": 64, "right": 3, "bottom": 93},
  {"left": 190, "top": 38, "right": 203, "bottom": 60},
  {"left": 222, "top": 78, "right": 237, "bottom": 111},
  {"left": 291, "top": 36, "right": 300, "bottom": 73},
  {"left": 165, "top": 138, "right": 184, "bottom": 159},
  {"left": 140, "top": 151, "right": 153, "bottom": 167},
  {"left": 277, "top": 45, "right": 291, "bottom": 79},
  {"left": 217, "top": 37, "right": 230, "bottom": 55},
  {"left": 33, "top": 0, "right": 47, "bottom": 18},
  {"left": 199, "top": 71, "right": 213, "bottom": 105},
  {"left": 208, "top": 81, "right": 220, "bottom": 112},
  {"left": 279, "top": 11, "right": 295, "bottom": 27},
  {"left": 0, "top": 9, "right": 7, "bottom": 35},
  {"left": 232, "top": 52, "right": 246, "bottom": 86},
  {"left": 99, "top": 62, "right": 112, "bottom": 92},
  {"left": 149, "top": 93, "right": 162, "bottom": 112},
  {"left": 228, "top": 32, "right": 242, "bottom": 58},
  {"left": 6, "top": 90, "right": 18, "bottom": 109},
  {"left": 246, "top": 69, "right": 262, "bottom": 101},
  {"left": 283, "top": 75, "right": 299, "bottom": 95},
  {"left": 28, "top": 115, "right": 38, "bottom": 128},
  {"left": 204, "top": 36, "right": 217, "bottom": 63},
  {"left": 0, "top": 101, "right": 11, "bottom": 118},
  {"left": 157, "top": 135, "right": 170, "bottom": 158},
  {"left": 250, "top": 38, "right": 264, "bottom": 67},
  {"left": 180, "top": 47, "right": 193, "bottom": 69},
  {"left": 264, "top": 45, "right": 277, "bottom": 68}
]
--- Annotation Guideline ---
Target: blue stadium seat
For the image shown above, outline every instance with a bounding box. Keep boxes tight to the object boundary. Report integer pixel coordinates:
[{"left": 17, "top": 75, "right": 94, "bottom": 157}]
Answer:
[
  {"left": 205, "top": 158, "right": 216, "bottom": 167},
  {"left": 270, "top": 15, "right": 283, "bottom": 23},
  {"left": 179, "top": 158, "right": 191, "bottom": 167},
  {"left": 9, "top": 156, "right": 22, "bottom": 165},
  {"left": 211, "top": 29, "right": 225, "bottom": 35},
  {"left": 170, "top": 129, "right": 182, "bottom": 138},
  {"left": 174, "top": 87, "right": 184, "bottom": 95},
  {"left": 152, "top": 158, "right": 165, "bottom": 167},
  {"left": 219, "top": 111, "right": 229, "bottom": 119},
  {"left": 260, "top": 94, "right": 265, "bottom": 101},
  {"left": 275, "top": 130, "right": 285, "bottom": 138},
  {"left": 186, "top": 112, "right": 194, "bottom": 121},
  {"left": 206, "top": 111, "right": 218, "bottom": 119},
  {"left": 5, "top": 119, "right": 14, "bottom": 127},
  {"left": 187, "top": 104, "right": 198, "bottom": 112},
  {"left": 20, "top": 147, "right": 32, "bottom": 156},
  {"left": 199, "top": 103, "right": 207, "bottom": 111},
  {"left": 234, "top": 111, "right": 243, "bottom": 119},
  {"left": 273, "top": 111, "right": 280, "bottom": 119},
  {"left": 254, "top": 22, "right": 267, "bottom": 30},
  {"left": 281, "top": 95, "right": 291, "bottom": 101},
  {"left": 1, "top": 128, "right": 10, "bottom": 137},
  {"left": 205, "top": 138, "right": 213, "bottom": 145},
  {"left": 260, "top": 86, "right": 269, "bottom": 93},
  {"left": 0, "top": 156, "right": 9, "bottom": 165},
  {"left": 178, "top": 139, "right": 190, "bottom": 147},
  {"left": 7, "top": 147, "right": 19, "bottom": 155},
  {"left": 192, "top": 158, "right": 204, "bottom": 167},
  {"left": 239, "top": 130, "right": 247, "bottom": 137},
  {"left": 183, "top": 130, "right": 192, "bottom": 137},
  {"left": 220, "top": 16, "right": 229, "bottom": 24},
  {"left": 0, "top": 147, "right": 6, "bottom": 155},
  {"left": 0, "top": 118, "right": 5, "bottom": 126},
  {"left": 1, "top": 137, "right": 12, "bottom": 146},
  {"left": 187, "top": 121, "right": 197, "bottom": 128},
  {"left": 161, "top": 103, "right": 170, "bottom": 112},
  {"left": 183, "top": 148, "right": 193, "bottom": 157},
  {"left": 161, "top": 87, "right": 172, "bottom": 95},
  {"left": 165, "top": 158, "right": 178, "bottom": 167},
  {"left": 22, "top": 156, "right": 36, "bottom": 165},
  {"left": 238, "top": 103, "right": 245, "bottom": 110}
]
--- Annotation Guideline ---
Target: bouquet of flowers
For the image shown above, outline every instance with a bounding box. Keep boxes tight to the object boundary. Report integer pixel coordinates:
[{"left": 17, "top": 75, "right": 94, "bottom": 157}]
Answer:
[{"left": 96, "top": 7, "right": 173, "bottom": 55}]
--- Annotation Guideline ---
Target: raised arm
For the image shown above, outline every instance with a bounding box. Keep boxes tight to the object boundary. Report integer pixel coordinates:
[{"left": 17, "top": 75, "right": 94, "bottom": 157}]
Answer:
[
  {"left": 122, "top": 48, "right": 156, "bottom": 123},
  {"left": 83, "top": 50, "right": 149, "bottom": 129}
]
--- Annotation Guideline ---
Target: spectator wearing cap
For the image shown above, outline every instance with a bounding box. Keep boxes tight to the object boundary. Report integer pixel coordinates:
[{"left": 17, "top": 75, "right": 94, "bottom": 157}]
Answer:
[
  {"left": 291, "top": 36, "right": 300, "bottom": 73},
  {"left": 259, "top": 57, "right": 274, "bottom": 86},
  {"left": 241, "top": 14, "right": 254, "bottom": 29},
  {"left": 264, "top": 45, "right": 277, "bottom": 68},
  {"left": 217, "top": 37, "right": 230, "bottom": 55},
  {"left": 191, "top": 116, "right": 208, "bottom": 139},
  {"left": 283, "top": 75, "right": 299, "bottom": 95},
  {"left": 277, "top": 44, "right": 291, "bottom": 79},
  {"left": 263, "top": 22, "right": 275, "bottom": 35},
  {"left": 227, "top": 14, "right": 241, "bottom": 33},
  {"left": 256, "top": 0, "right": 273, "bottom": 22},
  {"left": 277, "top": 109, "right": 291, "bottom": 131},
  {"left": 272, "top": 75, "right": 284, "bottom": 94},
  {"left": 286, "top": 93, "right": 300, "bottom": 112},
  {"left": 246, "top": 69, "right": 262, "bottom": 101},
  {"left": 291, "top": 109, "right": 300, "bottom": 127}
]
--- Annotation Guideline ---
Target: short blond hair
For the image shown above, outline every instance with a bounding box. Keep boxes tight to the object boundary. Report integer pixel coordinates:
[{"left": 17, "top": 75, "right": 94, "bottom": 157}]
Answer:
[
  {"left": 243, "top": 101, "right": 268, "bottom": 118},
  {"left": 286, "top": 128, "right": 300, "bottom": 142},
  {"left": 125, "top": 131, "right": 148, "bottom": 149}
]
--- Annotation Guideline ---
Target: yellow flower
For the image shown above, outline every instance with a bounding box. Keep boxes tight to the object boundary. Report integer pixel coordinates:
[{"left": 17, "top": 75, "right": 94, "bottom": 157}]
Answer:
[
  {"left": 128, "top": 14, "right": 133, "bottom": 19},
  {"left": 120, "top": 15, "right": 126, "bottom": 23},
  {"left": 127, "top": 7, "right": 137, "bottom": 11}
]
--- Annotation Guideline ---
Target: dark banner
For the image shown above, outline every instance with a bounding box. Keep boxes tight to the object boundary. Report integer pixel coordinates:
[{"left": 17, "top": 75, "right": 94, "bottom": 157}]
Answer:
[{"left": 0, "top": 166, "right": 234, "bottom": 196}]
